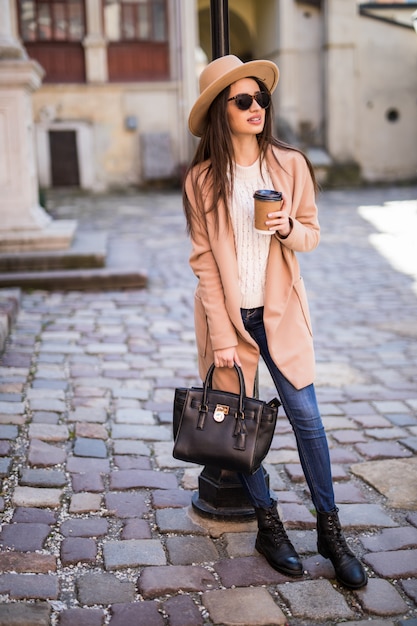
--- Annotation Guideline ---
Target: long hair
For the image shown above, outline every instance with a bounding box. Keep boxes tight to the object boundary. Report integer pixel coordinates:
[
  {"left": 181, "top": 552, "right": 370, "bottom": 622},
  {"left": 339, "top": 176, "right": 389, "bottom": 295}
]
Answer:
[{"left": 183, "top": 78, "right": 318, "bottom": 237}]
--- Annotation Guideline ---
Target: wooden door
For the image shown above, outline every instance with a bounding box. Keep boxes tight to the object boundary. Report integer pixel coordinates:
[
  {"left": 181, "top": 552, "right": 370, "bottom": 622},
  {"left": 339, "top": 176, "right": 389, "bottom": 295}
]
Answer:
[{"left": 49, "top": 130, "right": 80, "bottom": 187}]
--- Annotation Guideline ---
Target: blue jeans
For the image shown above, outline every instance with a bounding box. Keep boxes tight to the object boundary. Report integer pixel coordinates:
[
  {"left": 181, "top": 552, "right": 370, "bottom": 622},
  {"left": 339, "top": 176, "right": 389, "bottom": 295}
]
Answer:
[{"left": 239, "top": 307, "right": 335, "bottom": 513}]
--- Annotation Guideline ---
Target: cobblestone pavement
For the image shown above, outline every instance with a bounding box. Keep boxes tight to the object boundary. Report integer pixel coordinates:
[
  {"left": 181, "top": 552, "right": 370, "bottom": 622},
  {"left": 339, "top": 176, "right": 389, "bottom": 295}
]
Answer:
[{"left": 0, "top": 184, "right": 417, "bottom": 626}]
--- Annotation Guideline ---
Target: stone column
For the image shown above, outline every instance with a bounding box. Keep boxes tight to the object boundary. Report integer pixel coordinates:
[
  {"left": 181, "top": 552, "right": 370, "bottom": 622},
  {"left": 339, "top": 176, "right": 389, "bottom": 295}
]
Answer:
[
  {"left": 84, "top": 0, "right": 108, "bottom": 83},
  {"left": 323, "top": 0, "right": 357, "bottom": 161},
  {"left": 0, "top": 0, "right": 76, "bottom": 252},
  {"left": 174, "top": 0, "right": 199, "bottom": 166}
]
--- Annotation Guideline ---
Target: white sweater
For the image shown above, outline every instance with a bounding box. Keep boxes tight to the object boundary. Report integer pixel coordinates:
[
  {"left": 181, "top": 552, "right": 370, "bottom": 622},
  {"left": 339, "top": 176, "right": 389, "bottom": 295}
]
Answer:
[{"left": 229, "top": 160, "right": 274, "bottom": 308}]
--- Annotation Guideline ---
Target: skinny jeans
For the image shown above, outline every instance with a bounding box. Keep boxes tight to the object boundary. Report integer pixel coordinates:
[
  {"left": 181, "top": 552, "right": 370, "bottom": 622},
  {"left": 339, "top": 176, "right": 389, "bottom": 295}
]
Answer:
[{"left": 239, "top": 307, "right": 335, "bottom": 514}]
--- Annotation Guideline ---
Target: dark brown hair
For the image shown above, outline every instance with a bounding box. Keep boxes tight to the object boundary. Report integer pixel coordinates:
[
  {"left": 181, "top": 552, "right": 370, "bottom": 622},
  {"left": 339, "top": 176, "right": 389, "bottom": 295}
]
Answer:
[{"left": 183, "top": 78, "right": 318, "bottom": 237}]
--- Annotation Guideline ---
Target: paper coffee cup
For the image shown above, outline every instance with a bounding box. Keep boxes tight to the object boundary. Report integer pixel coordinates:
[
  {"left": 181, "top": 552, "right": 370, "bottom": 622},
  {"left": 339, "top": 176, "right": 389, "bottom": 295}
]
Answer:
[{"left": 253, "top": 190, "right": 283, "bottom": 234}]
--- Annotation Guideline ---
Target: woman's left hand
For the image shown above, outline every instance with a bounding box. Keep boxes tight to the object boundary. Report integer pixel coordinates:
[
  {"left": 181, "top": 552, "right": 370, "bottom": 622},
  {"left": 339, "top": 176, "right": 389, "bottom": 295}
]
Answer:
[{"left": 265, "top": 199, "right": 292, "bottom": 237}]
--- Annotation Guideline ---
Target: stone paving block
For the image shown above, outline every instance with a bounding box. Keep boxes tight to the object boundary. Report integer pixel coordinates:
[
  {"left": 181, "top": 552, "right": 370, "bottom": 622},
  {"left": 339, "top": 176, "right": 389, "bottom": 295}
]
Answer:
[
  {"left": 103, "top": 539, "right": 166, "bottom": 569},
  {"left": 111, "top": 424, "right": 171, "bottom": 441},
  {"left": 31, "top": 411, "right": 60, "bottom": 424},
  {"left": 60, "top": 537, "right": 97, "bottom": 566},
  {"left": 164, "top": 594, "right": 204, "bottom": 626},
  {"left": 214, "top": 555, "right": 289, "bottom": 587},
  {"left": 401, "top": 579, "right": 417, "bottom": 603},
  {"left": 202, "top": 587, "right": 287, "bottom": 626},
  {"left": 121, "top": 518, "right": 151, "bottom": 539},
  {"left": 338, "top": 503, "right": 399, "bottom": 529},
  {"left": 61, "top": 517, "right": 108, "bottom": 538},
  {"left": 66, "top": 456, "right": 110, "bottom": 474},
  {"left": 29, "top": 398, "right": 66, "bottom": 412},
  {"left": 28, "top": 439, "right": 66, "bottom": 466},
  {"left": 344, "top": 621, "right": 395, "bottom": 626},
  {"left": 0, "top": 522, "right": 51, "bottom": 551},
  {"left": 303, "top": 553, "right": 336, "bottom": 580},
  {"left": 155, "top": 508, "right": 207, "bottom": 534},
  {"left": 69, "top": 492, "right": 102, "bottom": 513},
  {"left": 279, "top": 502, "right": 316, "bottom": 528},
  {"left": 0, "top": 424, "right": 18, "bottom": 438},
  {"left": 166, "top": 536, "right": 219, "bottom": 566},
  {"left": 0, "top": 552, "right": 56, "bottom": 573},
  {"left": 365, "top": 426, "right": 408, "bottom": 440},
  {"left": 355, "top": 441, "right": 413, "bottom": 459},
  {"left": 331, "top": 430, "right": 367, "bottom": 444},
  {"left": 0, "top": 573, "right": 59, "bottom": 600},
  {"left": 20, "top": 468, "right": 67, "bottom": 488},
  {"left": 28, "top": 423, "right": 69, "bottom": 441},
  {"left": 277, "top": 579, "right": 354, "bottom": 620},
  {"left": 68, "top": 407, "right": 107, "bottom": 423},
  {"left": 12, "top": 506, "right": 56, "bottom": 524},
  {"left": 112, "top": 439, "right": 150, "bottom": 455},
  {"left": 105, "top": 491, "right": 148, "bottom": 518},
  {"left": 115, "top": 407, "right": 153, "bottom": 423},
  {"left": 73, "top": 437, "right": 108, "bottom": 458},
  {"left": 109, "top": 468, "right": 177, "bottom": 490},
  {"left": 75, "top": 422, "right": 108, "bottom": 439},
  {"left": 329, "top": 447, "right": 360, "bottom": 463},
  {"left": 71, "top": 471, "right": 105, "bottom": 492},
  {"left": 225, "top": 531, "right": 256, "bottom": 558},
  {"left": 353, "top": 577, "right": 409, "bottom": 615},
  {"left": 138, "top": 564, "right": 217, "bottom": 599},
  {"left": 0, "top": 441, "right": 11, "bottom": 455},
  {"left": 351, "top": 457, "right": 417, "bottom": 509},
  {"left": 12, "top": 486, "right": 63, "bottom": 508},
  {"left": 333, "top": 482, "right": 368, "bottom": 503},
  {"left": 113, "top": 454, "right": 151, "bottom": 470},
  {"left": 364, "top": 549, "right": 417, "bottom": 578},
  {"left": 108, "top": 602, "right": 164, "bottom": 626},
  {"left": 360, "top": 526, "right": 417, "bottom": 552},
  {"left": 0, "top": 602, "right": 51, "bottom": 626},
  {"left": 58, "top": 607, "right": 105, "bottom": 626},
  {"left": 0, "top": 402, "right": 24, "bottom": 415},
  {"left": 76, "top": 572, "right": 136, "bottom": 605},
  {"left": 0, "top": 457, "right": 11, "bottom": 476}
]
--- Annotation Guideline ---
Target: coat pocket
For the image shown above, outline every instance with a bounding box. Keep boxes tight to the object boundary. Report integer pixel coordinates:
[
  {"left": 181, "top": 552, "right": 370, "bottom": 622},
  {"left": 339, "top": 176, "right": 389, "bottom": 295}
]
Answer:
[{"left": 293, "top": 276, "right": 313, "bottom": 336}]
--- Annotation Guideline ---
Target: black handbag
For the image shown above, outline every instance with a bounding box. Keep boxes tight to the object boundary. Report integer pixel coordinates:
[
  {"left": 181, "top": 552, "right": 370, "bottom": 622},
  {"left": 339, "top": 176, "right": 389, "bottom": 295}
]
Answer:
[{"left": 172, "top": 363, "right": 280, "bottom": 474}]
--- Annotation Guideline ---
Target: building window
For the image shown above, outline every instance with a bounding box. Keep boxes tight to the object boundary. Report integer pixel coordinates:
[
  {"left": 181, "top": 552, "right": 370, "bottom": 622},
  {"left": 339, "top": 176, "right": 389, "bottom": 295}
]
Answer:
[
  {"left": 20, "top": 0, "right": 85, "bottom": 42},
  {"left": 104, "top": 0, "right": 169, "bottom": 81},
  {"left": 18, "top": 0, "right": 86, "bottom": 82},
  {"left": 104, "top": 0, "right": 167, "bottom": 42}
]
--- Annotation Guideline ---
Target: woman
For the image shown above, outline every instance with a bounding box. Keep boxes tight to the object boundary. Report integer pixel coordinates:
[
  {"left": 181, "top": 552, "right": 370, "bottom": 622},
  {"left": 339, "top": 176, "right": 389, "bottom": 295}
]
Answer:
[{"left": 183, "top": 55, "right": 367, "bottom": 589}]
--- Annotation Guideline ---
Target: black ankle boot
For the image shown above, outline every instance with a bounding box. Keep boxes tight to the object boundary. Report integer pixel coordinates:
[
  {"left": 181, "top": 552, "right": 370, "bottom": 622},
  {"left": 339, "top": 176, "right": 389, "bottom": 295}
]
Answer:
[
  {"left": 255, "top": 500, "right": 303, "bottom": 577},
  {"left": 317, "top": 508, "right": 367, "bottom": 589}
]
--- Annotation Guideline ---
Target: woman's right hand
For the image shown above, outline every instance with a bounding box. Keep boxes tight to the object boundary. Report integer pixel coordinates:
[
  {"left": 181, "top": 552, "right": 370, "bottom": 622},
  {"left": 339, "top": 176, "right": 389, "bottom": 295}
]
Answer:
[{"left": 213, "top": 347, "right": 241, "bottom": 369}]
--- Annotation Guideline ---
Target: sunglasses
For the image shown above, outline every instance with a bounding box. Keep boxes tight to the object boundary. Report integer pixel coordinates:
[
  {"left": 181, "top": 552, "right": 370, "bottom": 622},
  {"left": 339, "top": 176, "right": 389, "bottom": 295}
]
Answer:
[{"left": 227, "top": 91, "right": 271, "bottom": 111}]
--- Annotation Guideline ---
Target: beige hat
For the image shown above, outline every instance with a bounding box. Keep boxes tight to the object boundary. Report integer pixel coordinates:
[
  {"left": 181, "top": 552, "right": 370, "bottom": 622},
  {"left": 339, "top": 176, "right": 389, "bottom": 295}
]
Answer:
[{"left": 188, "top": 54, "right": 279, "bottom": 137}]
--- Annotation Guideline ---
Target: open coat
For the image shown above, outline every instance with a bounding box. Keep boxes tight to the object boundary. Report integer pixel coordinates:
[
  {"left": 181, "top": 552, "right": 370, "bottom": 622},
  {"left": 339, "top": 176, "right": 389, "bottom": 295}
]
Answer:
[{"left": 184, "top": 145, "right": 320, "bottom": 395}]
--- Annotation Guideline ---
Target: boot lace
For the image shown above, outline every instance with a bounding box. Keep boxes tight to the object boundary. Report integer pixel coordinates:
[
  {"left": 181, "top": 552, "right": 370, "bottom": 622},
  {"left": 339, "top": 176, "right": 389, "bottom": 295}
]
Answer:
[{"left": 327, "top": 515, "right": 353, "bottom": 559}]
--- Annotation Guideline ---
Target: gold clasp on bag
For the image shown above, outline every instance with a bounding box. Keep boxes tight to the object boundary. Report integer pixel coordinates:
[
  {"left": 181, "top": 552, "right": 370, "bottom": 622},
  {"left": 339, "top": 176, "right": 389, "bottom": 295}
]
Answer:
[{"left": 213, "top": 404, "right": 229, "bottom": 422}]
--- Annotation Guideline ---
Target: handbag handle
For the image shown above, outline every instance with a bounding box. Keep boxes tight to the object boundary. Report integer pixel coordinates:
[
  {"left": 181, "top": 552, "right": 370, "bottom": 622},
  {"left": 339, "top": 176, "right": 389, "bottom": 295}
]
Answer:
[{"left": 201, "top": 362, "right": 247, "bottom": 417}]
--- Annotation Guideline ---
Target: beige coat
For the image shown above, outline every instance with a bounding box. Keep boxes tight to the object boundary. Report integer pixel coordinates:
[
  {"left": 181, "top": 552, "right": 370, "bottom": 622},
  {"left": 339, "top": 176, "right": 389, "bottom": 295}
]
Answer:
[{"left": 185, "top": 146, "right": 320, "bottom": 394}]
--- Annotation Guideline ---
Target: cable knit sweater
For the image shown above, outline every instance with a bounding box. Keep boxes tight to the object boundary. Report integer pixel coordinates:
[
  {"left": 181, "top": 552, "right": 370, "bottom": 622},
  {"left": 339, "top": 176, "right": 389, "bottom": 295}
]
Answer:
[{"left": 229, "top": 160, "right": 274, "bottom": 308}]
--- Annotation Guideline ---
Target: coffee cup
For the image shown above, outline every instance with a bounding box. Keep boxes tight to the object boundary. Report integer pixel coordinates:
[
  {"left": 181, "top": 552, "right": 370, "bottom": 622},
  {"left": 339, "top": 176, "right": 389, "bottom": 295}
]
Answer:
[{"left": 253, "top": 190, "right": 283, "bottom": 234}]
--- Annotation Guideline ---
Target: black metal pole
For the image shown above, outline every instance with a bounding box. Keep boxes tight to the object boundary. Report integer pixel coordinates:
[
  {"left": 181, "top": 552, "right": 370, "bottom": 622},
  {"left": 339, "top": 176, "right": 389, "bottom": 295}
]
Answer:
[
  {"left": 210, "top": 0, "right": 230, "bottom": 59},
  {"left": 192, "top": 0, "right": 264, "bottom": 521}
]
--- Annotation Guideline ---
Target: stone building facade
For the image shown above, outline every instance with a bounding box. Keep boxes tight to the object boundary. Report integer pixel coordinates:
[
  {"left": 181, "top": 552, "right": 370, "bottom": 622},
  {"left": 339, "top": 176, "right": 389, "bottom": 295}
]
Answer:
[{"left": 7, "top": 0, "right": 417, "bottom": 190}]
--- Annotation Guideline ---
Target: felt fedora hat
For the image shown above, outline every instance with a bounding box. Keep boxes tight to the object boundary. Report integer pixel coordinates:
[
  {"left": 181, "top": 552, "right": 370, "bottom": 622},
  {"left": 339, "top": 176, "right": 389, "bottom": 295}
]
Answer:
[{"left": 188, "top": 54, "right": 279, "bottom": 137}]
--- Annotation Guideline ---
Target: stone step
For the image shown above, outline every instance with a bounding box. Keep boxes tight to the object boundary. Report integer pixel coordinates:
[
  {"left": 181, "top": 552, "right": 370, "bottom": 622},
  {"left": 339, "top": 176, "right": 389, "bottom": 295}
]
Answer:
[
  {"left": 0, "top": 268, "right": 147, "bottom": 291},
  {"left": 0, "top": 232, "right": 107, "bottom": 272}
]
